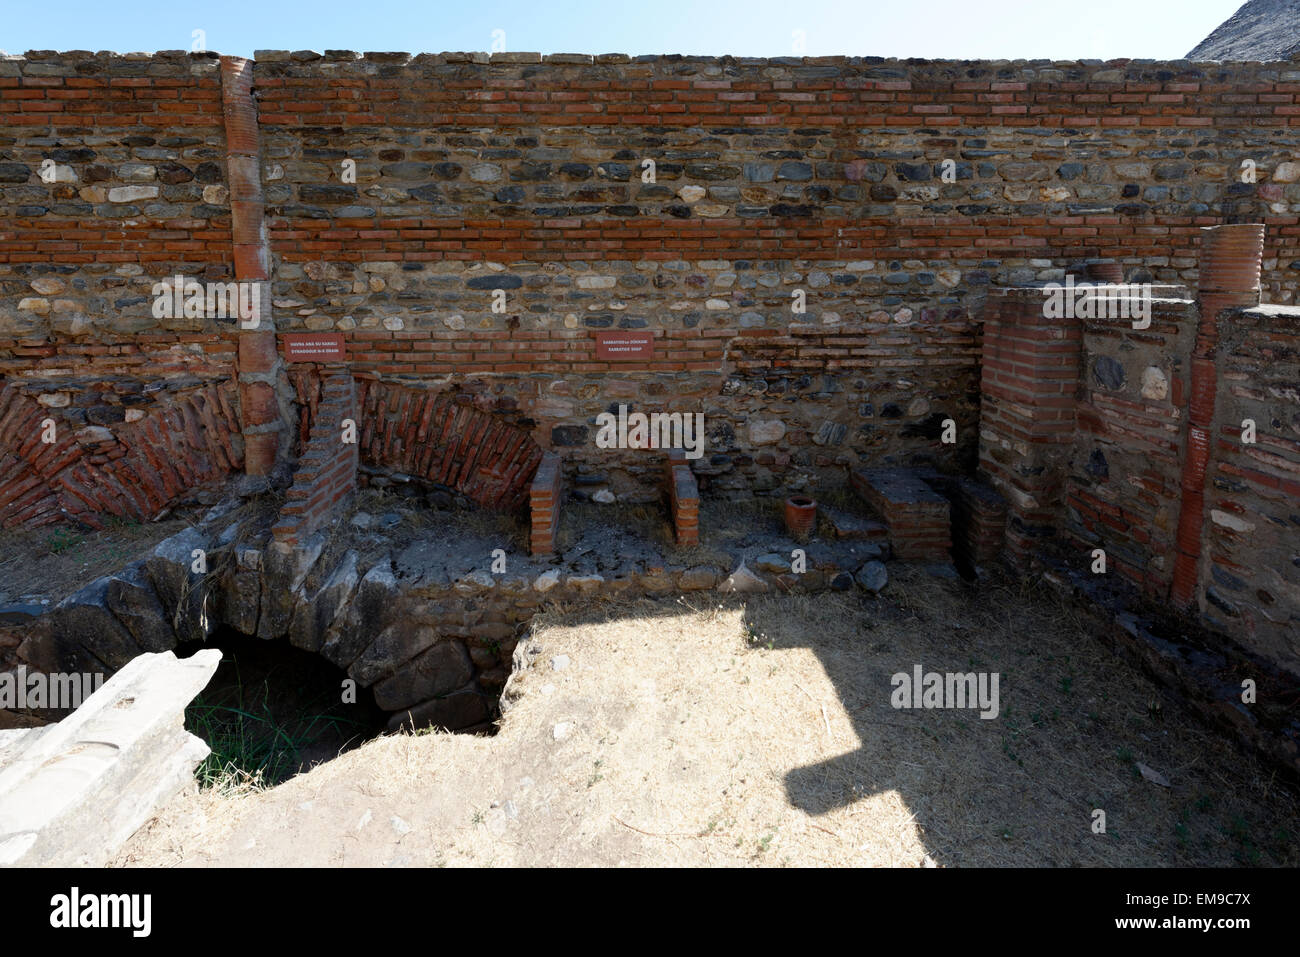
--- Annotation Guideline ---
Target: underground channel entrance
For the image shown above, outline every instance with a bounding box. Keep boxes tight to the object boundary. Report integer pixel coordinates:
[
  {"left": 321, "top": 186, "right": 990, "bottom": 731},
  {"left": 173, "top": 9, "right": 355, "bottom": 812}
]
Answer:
[{"left": 178, "top": 628, "right": 389, "bottom": 788}]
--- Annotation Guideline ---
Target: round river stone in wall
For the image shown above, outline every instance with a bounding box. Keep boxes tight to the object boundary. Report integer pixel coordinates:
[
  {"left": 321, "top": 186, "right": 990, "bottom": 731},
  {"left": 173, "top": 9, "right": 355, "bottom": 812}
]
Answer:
[
  {"left": 1092, "top": 355, "right": 1126, "bottom": 391},
  {"left": 1140, "top": 366, "right": 1168, "bottom": 400},
  {"left": 748, "top": 418, "right": 786, "bottom": 445}
]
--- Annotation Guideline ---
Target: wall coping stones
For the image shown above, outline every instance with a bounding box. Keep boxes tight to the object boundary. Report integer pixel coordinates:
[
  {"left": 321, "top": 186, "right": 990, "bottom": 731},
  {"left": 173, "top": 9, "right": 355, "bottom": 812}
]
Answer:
[{"left": 11, "top": 51, "right": 1300, "bottom": 75}]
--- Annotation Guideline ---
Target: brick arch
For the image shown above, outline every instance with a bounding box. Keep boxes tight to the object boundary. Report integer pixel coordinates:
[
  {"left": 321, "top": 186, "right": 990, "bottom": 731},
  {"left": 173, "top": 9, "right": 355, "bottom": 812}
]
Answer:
[
  {"left": 290, "top": 373, "right": 544, "bottom": 510},
  {"left": 0, "top": 381, "right": 243, "bottom": 529}
]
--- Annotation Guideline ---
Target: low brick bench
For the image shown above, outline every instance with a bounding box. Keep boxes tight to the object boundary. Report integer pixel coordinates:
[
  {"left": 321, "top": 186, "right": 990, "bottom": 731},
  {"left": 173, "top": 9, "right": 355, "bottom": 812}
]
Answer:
[
  {"left": 665, "top": 449, "right": 699, "bottom": 546},
  {"left": 529, "top": 452, "right": 562, "bottom": 556},
  {"left": 923, "top": 474, "right": 1008, "bottom": 568},
  {"left": 851, "top": 468, "right": 951, "bottom": 561},
  {"left": 949, "top": 478, "right": 1007, "bottom": 566}
]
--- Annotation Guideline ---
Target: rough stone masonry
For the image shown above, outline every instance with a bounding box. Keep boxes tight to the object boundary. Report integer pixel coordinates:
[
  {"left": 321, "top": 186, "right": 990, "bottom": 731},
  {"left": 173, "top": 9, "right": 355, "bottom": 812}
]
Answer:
[{"left": 0, "top": 49, "right": 1298, "bottom": 729}]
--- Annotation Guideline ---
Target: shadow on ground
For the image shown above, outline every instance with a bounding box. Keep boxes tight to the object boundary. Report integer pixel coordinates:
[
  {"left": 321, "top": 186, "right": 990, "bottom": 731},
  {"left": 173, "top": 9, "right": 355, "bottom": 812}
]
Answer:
[{"left": 766, "top": 567, "right": 1297, "bottom": 866}]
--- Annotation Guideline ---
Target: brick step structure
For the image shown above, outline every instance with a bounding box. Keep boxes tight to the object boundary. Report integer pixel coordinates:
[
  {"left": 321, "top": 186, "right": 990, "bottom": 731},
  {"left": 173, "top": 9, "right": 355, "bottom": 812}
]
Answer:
[
  {"left": 850, "top": 468, "right": 952, "bottom": 561},
  {"left": 273, "top": 372, "right": 358, "bottom": 545}
]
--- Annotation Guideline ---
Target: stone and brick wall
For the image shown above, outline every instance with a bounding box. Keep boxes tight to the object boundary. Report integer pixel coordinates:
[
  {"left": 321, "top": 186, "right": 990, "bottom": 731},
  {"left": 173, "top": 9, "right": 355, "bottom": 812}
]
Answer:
[
  {"left": 246, "top": 52, "right": 1300, "bottom": 500},
  {"left": 5, "top": 54, "right": 1300, "bottom": 507},
  {"left": 0, "top": 51, "right": 241, "bottom": 524},
  {"left": 977, "top": 228, "right": 1300, "bottom": 680},
  {"left": 977, "top": 286, "right": 1084, "bottom": 560},
  {"left": 3, "top": 48, "right": 1300, "bottom": 680},
  {"left": 1202, "top": 304, "right": 1300, "bottom": 674},
  {"left": 1066, "top": 295, "right": 1196, "bottom": 593}
]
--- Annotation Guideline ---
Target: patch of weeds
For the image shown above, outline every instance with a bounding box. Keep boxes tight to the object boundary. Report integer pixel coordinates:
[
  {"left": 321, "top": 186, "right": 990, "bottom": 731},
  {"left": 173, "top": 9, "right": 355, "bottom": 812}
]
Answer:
[
  {"left": 46, "top": 528, "right": 84, "bottom": 555},
  {"left": 189, "top": 686, "right": 364, "bottom": 788},
  {"left": 187, "top": 645, "right": 378, "bottom": 788},
  {"left": 1224, "top": 815, "right": 1261, "bottom": 865},
  {"left": 756, "top": 830, "right": 776, "bottom": 854},
  {"left": 472, "top": 809, "right": 485, "bottom": 825},
  {"left": 587, "top": 758, "right": 605, "bottom": 789}
]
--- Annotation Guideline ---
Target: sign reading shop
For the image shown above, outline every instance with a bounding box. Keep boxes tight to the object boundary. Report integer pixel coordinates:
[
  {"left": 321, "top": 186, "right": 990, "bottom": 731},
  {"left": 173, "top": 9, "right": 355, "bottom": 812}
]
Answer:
[{"left": 594, "top": 331, "right": 655, "bottom": 361}]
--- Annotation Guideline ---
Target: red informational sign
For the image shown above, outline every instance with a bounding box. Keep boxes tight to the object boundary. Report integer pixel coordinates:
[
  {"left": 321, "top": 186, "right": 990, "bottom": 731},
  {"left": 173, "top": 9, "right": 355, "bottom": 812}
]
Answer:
[
  {"left": 283, "top": 333, "right": 346, "bottom": 362},
  {"left": 595, "top": 331, "right": 655, "bottom": 360}
]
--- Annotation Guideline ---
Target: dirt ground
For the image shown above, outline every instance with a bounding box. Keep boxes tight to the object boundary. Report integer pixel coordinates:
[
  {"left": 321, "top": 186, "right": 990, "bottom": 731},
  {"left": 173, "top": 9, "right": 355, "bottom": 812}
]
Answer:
[
  {"left": 113, "top": 567, "right": 1299, "bottom": 868},
  {"left": 0, "top": 515, "right": 197, "bottom": 607}
]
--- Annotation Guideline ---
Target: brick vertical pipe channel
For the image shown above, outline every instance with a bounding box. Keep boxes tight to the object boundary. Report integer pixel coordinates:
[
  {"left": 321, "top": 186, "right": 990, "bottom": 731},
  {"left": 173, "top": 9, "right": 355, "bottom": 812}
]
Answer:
[
  {"left": 1170, "top": 224, "right": 1266, "bottom": 608},
  {"left": 220, "top": 55, "right": 281, "bottom": 476}
]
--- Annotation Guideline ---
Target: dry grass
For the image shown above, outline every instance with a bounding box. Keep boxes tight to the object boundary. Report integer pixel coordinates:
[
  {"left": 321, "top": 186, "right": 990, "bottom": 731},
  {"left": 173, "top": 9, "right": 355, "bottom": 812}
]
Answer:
[
  {"left": 113, "top": 568, "right": 1299, "bottom": 868},
  {"left": 0, "top": 515, "right": 195, "bottom": 603}
]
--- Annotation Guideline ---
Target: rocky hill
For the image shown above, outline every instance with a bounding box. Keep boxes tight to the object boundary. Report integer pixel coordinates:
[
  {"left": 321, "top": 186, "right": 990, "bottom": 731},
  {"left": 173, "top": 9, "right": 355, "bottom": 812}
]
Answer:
[{"left": 1188, "top": 0, "right": 1300, "bottom": 60}]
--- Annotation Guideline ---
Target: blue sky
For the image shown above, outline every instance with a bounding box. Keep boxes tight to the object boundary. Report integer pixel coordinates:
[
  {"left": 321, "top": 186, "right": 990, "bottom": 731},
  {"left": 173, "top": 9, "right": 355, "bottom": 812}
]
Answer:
[{"left": 1, "top": 0, "right": 1241, "bottom": 61}]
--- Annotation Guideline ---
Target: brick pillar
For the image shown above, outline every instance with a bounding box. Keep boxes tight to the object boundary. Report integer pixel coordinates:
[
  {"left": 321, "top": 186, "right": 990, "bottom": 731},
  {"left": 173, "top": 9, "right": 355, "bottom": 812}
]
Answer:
[
  {"left": 272, "top": 374, "right": 358, "bottom": 544},
  {"left": 977, "top": 286, "right": 1083, "bottom": 564},
  {"left": 529, "top": 453, "right": 562, "bottom": 555},
  {"left": 1170, "top": 224, "right": 1266, "bottom": 608},
  {"left": 665, "top": 449, "right": 700, "bottom": 546},
  {"left": 220, "top": 55, "right": 280, "bottom": 477}
]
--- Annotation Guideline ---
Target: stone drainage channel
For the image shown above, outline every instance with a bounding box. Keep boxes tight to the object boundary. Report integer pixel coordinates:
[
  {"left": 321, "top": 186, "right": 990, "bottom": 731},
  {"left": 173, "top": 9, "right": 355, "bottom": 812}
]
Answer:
[{"left": 4, "top": 490, "right": 905, "bottom": 784}]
